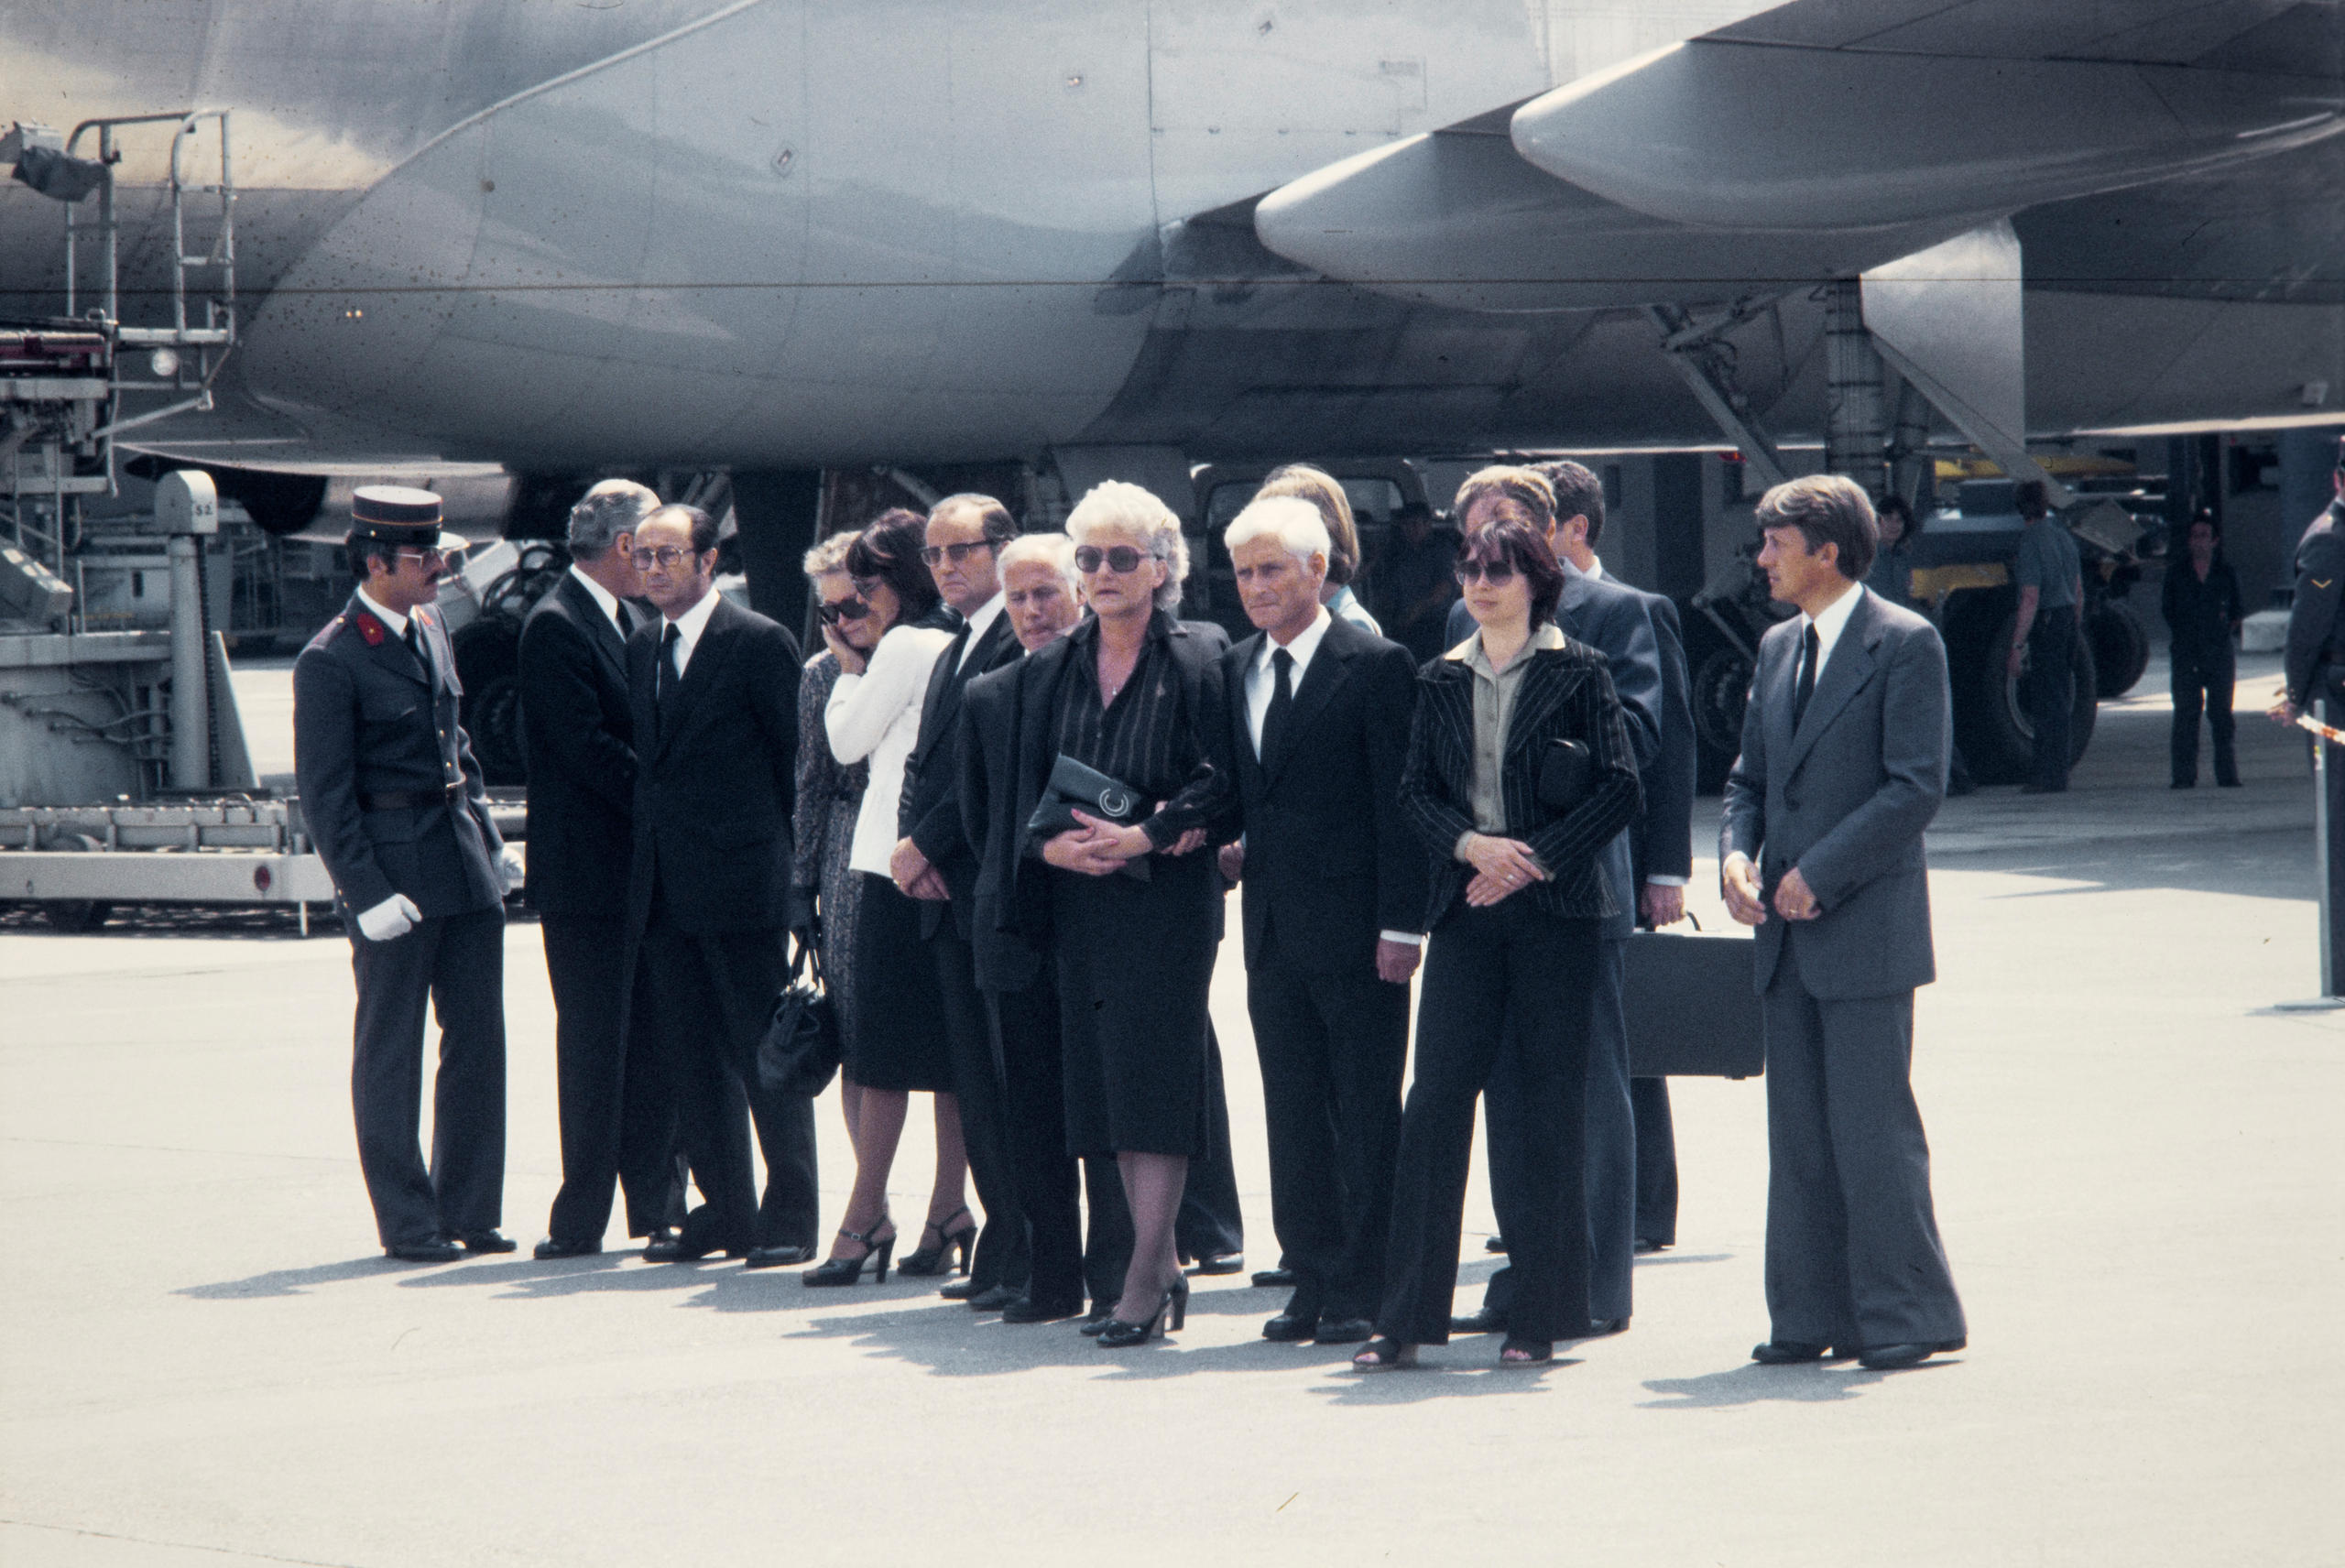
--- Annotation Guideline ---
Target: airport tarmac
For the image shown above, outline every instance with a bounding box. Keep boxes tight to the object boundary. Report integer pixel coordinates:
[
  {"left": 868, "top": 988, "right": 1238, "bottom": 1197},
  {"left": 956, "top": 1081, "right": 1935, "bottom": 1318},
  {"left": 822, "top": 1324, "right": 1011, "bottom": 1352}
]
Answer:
[{"left": 4, "top": 648, "right": 2340, "bottom": 1566}]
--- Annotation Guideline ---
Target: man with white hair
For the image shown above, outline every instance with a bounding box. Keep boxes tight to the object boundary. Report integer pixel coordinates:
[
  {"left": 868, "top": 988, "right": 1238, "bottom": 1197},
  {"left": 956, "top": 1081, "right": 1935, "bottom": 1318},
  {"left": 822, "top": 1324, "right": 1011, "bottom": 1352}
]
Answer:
[
  {"left": 520, "top": 478, "right": 682, "bottom": 1258},
  {"left": 1217, "top": 494, "right": 1427, "bottom": 1345},
  {"left": 998, "top": 533, "right": 1082, "bottom": 652}
]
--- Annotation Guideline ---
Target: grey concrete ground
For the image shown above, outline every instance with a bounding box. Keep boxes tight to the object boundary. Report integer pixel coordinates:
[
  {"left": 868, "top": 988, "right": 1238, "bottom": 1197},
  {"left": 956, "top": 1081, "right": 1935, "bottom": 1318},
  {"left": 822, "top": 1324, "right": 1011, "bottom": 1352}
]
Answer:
[{"left": 4, "top": 649, "right": 2341, "bottom": 1567}]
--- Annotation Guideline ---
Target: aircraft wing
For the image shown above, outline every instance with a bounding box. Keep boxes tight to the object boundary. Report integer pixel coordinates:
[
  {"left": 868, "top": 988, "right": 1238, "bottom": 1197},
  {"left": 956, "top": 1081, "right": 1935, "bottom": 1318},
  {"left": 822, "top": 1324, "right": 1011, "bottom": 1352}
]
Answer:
[{"left": 1252, "top": 0, "right": 2345, "bottom": 313}]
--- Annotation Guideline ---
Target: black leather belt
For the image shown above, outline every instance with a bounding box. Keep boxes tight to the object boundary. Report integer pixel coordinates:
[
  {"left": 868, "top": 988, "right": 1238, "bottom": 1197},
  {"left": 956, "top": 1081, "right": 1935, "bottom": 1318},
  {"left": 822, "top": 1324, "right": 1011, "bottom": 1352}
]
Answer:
[{"left": 361, "top": 785, "right": 461, "bottom": 811}]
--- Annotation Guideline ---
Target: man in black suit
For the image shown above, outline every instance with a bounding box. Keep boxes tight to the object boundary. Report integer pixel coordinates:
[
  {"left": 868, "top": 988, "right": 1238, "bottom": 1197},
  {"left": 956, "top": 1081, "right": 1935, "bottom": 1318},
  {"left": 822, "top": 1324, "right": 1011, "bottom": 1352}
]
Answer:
[
  {"left": 889, "top": 493, "right": 1031, "bottom": 1308},
  {"left": 1536, "top": 462, "right": 1697, "bottom": 1257},
  {"left": 293, "top": 486, "right": 518, "bottom": 1262},
  {"left": 627, "top": 503, "right": 819, "bottom": 1268},
  {"left": 522, "top": 479, "right": 682, "bottom": 1259},
  {"left": 1217, "top": 495, "right": 1425, "bottom": 1345},
  {"left": 1445, "top": 466, "right": 1661, "bottom": 1340}
]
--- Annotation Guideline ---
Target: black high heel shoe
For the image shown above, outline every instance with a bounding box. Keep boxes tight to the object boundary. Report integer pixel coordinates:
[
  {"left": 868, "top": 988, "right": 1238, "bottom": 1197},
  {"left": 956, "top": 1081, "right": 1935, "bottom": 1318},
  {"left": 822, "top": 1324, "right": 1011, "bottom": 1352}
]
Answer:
[
  {"left": 801, "top": 1218, "right": 895, "bottom": 1287},
  {"left": 1096, "top": 1277, "right": 1187, "bottom": 1348},
  {"left": 895, "top": 1203, "right": 976, "bottom": 1278}
]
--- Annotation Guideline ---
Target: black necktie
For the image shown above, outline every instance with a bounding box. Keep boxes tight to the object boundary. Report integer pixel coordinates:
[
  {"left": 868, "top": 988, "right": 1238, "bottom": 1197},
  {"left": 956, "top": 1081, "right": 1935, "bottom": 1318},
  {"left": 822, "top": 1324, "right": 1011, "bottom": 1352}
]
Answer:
[
  {"left": 1792, "top": 623, "right": 1819, "bottom": 732},
  {"left": 656, "top": 623, "right": 682, "bottom": 724},
  {"left": 403, "top": 620, "right": 431, "bottom": 683},
  {"left": 1261, "top": 647, "right": 1295, "bottom": 768}
]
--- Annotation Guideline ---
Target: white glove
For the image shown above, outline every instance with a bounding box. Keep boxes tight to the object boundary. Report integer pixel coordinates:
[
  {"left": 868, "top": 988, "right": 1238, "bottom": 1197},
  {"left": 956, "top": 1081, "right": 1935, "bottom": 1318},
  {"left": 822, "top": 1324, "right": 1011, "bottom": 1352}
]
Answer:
[
  {"left": 355, "top": 893, "right": 423, "bottom": 942},
  {"left": 496, "top": 845, "right": 525, "bottom": 896}
]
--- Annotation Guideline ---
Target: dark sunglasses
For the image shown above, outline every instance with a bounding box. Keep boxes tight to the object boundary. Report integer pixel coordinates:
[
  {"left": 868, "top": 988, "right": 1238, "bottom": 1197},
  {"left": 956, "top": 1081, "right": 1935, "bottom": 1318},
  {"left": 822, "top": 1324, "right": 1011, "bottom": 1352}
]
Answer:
[
  {"left": 1074, "top": 544, "right": 1154, "bottom": 574},
  {"left": 920, "top": 539, "right": 996, "bottom": 567},
  {"left": 1454, "top": 558, "right": 1519, "bottom": 586},
  {"left": 815, "top": 596, "right": 871, "bottom": 626}
]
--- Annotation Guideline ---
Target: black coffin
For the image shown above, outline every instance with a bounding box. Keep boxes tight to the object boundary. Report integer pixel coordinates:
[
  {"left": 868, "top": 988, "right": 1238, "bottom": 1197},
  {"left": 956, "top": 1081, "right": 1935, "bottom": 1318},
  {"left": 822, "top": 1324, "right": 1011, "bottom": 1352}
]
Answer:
[{"left": 1623, "top": 929, "right": 1764, "bottom": 1079}]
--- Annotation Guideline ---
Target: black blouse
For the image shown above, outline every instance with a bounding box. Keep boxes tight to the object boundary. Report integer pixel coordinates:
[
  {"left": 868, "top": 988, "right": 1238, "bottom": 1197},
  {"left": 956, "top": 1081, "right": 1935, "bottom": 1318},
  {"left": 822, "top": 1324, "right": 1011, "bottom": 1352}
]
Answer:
[
  {"left": 2162, "top": 557, "right": 2242, "bottom": 657},
  {"left": 1053, "top": 611, "right": 1227, "bottom": 850}
]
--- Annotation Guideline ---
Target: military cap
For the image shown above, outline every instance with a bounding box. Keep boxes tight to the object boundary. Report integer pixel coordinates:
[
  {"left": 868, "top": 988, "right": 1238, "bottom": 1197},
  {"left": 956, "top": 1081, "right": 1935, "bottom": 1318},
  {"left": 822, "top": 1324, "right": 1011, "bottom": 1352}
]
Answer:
[{"left": 347, "top": 485, "right": 467, "bottom": 554}]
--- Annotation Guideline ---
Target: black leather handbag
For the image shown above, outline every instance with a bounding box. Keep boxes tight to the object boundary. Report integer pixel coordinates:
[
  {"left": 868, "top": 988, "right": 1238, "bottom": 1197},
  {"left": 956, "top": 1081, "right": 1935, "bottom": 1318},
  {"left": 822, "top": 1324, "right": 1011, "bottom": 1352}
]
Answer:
[
  {"left": 1536, "top": 736, "right": 1592, "bottom": 813},
  {"left": 758, "top": 934, "right": 842, "bottom": 1099},
  {"left": 1026, "top": 753, "right": 1153, "bottom": 881}
]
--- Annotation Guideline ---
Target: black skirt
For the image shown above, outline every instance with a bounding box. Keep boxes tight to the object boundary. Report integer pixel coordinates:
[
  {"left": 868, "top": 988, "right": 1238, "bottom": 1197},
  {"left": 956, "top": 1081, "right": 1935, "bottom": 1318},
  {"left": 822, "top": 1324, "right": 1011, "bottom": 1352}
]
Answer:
[
  {"left": 1050, "top": 849, "right": 1220, "bottom": 1157},
  {"left": 847, "top": 872, "right": 954, "bottom": 1093}
]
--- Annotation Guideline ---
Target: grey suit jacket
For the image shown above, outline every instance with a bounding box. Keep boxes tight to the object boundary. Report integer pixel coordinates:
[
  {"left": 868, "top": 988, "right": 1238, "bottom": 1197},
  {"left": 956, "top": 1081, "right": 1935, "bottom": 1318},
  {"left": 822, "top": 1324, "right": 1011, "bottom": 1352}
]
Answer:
[{"left": 1719, "top": 586, "right": 1948, "bottom": 999}]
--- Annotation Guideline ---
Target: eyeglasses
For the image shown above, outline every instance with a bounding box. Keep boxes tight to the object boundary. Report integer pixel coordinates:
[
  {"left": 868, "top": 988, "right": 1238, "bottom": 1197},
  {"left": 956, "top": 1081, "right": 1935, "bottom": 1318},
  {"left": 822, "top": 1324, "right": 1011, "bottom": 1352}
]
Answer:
[
  {"left": 1454, "top": 558, "right": 1520, "bottom": 586},
  {"left": 394, "top": 547, "right": 455, "bottom": 568},
  {"left": 1074, "top": 545, "right": 1155, "bottom": 574},
  {"left": 920, "top": 539, "right": 997, "bottom": 567},
  {"left": 630, "top": 545, "right": 704, "bottom": 571},
  {"left": 815, "top": 596, "right": 870, "bottom": 626}
]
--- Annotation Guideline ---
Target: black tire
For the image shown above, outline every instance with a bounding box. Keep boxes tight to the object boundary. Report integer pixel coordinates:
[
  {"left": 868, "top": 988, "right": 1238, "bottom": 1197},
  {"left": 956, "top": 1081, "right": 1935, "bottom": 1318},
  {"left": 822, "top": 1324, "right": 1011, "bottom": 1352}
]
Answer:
[
  {"left": 2088, "top": 598, "right": 2150, "bottom": 699},
  {"left": 453, "top": 621, "right": 527, "bottom": 787},
  {"left": 1950, "top": 594, "right": 2098, "bottom": 784},
  {"left": 42, "top": 899, "right": 113, "bottom": 932},
  {"left": 1690, "top": 642, "right": 1755, "bottom": 795}
]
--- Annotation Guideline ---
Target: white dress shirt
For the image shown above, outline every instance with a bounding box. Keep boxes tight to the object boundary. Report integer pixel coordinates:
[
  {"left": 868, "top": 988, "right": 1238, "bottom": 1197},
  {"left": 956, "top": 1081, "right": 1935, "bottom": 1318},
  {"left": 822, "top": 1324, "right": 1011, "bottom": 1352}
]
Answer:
[
  {"left": 354, "top": 586, "right": 409, "bottom": 637},
  {"left": 956, "top": 593, "right": 1006, "bottom": 670},
  {"left": 1246, "top": 604, "right": 1421, "bottom": 949},
  {"left": 1800, "top": 579, "right": 1866, "bottom": 687},
  {"left": 568, "top": 564, "right": 627, "bottom": 639},
  {"left": 827, "top": 622, "right": 954, "bottom": 876},
  {"left": 658, "top": 585, "right": 723, "bottom": 681}
]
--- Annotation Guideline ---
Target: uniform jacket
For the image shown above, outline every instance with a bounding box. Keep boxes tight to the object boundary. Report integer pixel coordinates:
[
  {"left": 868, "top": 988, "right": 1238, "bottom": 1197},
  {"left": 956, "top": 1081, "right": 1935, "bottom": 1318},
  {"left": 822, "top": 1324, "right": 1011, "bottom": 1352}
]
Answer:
[
  {"left": 293, "top": 590, "right": 504, "bottom": 920},
  {"left": 625, "top": 592, "right": 802, "bottom": 935},
  {"left": 2285, "top": 499, "right": 2345, "bottom": 706},
  {"left": 1399, "top": 630, "right": 1642, "bottom": 930},
  {"left": 1720, "top": 586, "right": 1948, "bottom": 998},
  {"left": 518, "top": 572, "right": 640, "bottom": 917},
  {"left": 1222, "top": 615, "right": 1427, "bottom": 973},
  {"left": 901, "top": 607, "right": 1022, "bottom": 939}
]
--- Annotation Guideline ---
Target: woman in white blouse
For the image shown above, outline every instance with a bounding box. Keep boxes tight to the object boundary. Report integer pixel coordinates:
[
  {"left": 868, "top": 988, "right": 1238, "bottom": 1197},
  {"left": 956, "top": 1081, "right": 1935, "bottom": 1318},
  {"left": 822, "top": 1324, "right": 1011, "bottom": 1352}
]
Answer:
[{"left": 806, "top": 509, "right": 970, "bottom": 1286}]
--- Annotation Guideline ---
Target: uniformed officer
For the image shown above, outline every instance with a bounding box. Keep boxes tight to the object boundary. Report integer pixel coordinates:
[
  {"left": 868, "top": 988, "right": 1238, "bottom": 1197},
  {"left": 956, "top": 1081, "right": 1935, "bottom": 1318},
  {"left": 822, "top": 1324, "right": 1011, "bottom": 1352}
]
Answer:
[
  {"left": 2270, "top": 440, "right": 2345, "bottom": 990},
  {"left": 293, "top": 486, "right": 521, "bottom": 1262}
]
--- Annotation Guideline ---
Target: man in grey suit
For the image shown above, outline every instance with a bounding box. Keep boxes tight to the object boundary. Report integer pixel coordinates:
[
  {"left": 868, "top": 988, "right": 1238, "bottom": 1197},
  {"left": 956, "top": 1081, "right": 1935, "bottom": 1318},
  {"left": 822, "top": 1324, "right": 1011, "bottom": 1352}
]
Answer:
[{"left": 1721, "top": 474, "right": 1967, "bottom": 1372}]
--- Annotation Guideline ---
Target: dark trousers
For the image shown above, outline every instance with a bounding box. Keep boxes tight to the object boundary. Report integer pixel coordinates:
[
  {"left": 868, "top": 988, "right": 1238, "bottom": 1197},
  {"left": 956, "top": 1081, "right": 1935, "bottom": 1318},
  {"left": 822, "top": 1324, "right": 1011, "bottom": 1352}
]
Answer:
[
  {"left": 2027, "top": 605, "right": 2079, "bottom": 791},
  {"left": 1175, "top": 1025, "right": 1246, "bottom": 1261},
  {"left": 542, "top": 916, "right": 682, "bottom": 1243},
  {"left": 347, "top": 904, "right": 507, "bottom": 1247},
  {"left": 989, "top": 966, "right": 1133, "bottom": 1311},
  {"left": 1483, "top": 935, "right": 1633, "bottom": 1323},
  {"left": 1631, "top": 1075, "right": 1678, "bottom": 1247},
  {"left": 1762, "top": 931, "right": 1965, "bottom": 1349},
  {"left": 1379, "top": 903, "right": 1597, "bottom": 1345},
  {"left": 1245, "top": 927, "right": 1409, "bottom": 1321},
  {"left": 639, "top": 919, "right": 819, "bottom": 1253},
  {"left": 2170, "top": 645, "right": 2238, "bottom": 785},
  {"left": 930, "top": 920, "right": 1028, "bottom": 1292}
]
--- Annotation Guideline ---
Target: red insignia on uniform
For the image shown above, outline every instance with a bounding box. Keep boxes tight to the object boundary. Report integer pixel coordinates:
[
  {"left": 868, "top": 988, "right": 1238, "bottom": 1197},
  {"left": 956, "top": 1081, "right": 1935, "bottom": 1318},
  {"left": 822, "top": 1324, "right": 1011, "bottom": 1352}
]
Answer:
[{"left": 354, "top": 613, "right": 385, "bottom": 647}]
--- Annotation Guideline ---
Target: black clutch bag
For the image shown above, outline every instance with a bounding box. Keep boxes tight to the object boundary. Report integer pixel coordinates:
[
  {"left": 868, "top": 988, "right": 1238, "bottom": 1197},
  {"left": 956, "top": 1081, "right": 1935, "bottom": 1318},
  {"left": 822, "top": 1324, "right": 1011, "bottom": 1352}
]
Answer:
[
  {"left": 758, "top": 935, "right": 842, "bottom": 1100},
  {"left": 1536, "top": 737, "right": 1592, "bottom": 813},
  {"left": 1027, "top": 753, "right": 1149, "bottom": 837}
]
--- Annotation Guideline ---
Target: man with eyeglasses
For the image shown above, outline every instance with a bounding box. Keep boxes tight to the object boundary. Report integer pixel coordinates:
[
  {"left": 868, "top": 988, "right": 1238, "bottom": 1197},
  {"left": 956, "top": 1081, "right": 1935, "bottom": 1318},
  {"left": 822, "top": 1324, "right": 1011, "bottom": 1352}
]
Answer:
[
  {"left": 889, "top": 494, "right": 1036, "bottom": 1307},
  {"left": 624, "top": 503, "right": 820, "bottom": 1269},
  {"left": 294, "top": 485, "right": 520, "bottom": 1264}
]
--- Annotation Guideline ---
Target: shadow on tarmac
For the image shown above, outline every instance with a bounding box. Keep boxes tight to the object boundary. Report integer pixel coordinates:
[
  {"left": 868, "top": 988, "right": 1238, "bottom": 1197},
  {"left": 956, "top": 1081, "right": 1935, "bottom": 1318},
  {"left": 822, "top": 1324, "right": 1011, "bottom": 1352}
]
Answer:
[
  {"left": 179, "top": 1256, "right": 431, "bottom": 1298},
  {"left": 1639, "top": 1356, "right": 1958, "bottom": 1409}
]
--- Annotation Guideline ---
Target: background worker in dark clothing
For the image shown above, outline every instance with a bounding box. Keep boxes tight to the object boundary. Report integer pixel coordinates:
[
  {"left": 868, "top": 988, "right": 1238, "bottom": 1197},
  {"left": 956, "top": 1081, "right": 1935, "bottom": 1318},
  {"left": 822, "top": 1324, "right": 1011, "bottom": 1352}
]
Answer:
[
  {"left": 1366, "top": 501, "right": 1459, "bottom": 662},
  {"left": 2270, "top": 441, "right": 2345, "bottom": 991},
  {"left": 2162, "top": 512, "right": 2243, "bottom": 789},
  {"left": 2009, "top": 481, "right": 2084, "bottom": 794}
]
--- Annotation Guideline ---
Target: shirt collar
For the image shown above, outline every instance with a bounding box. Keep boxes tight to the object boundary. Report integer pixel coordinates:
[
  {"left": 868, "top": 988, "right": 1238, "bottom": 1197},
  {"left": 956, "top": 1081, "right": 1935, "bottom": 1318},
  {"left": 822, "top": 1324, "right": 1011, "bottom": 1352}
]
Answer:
[
  {"left": 1460, "top": 619, "right": 1567, "bottom": 676},
  {"left": 1802, "top": 579, "right": 1865, "bottom": 667},
  {"left": 354, "top": 587, "right": 409, "bottom": 637},
  {"left": 1255, "top": 604, "right": 1333, "bottom": 676},
  {"left": 958, "top": 592, "right": 1006, "bottom": 662},
  {"left": 567, "top": 564, "right": 625, "bottom": 635},
  {"left": 664, "top": 584, "right": 722, "bottom": 652}
]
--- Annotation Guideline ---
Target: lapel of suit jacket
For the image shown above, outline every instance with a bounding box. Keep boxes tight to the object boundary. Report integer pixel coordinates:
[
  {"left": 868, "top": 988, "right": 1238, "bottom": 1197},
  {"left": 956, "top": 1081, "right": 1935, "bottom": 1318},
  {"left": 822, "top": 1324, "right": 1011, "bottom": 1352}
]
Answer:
[
  {"left": 1266, "top": 617, "right": 1358, "bottom": 789},
  {"left": 1225, "top": 632, "right": 1269, "bottom": 789},
  {"left": 560, "top": 572, "right": 629, "bottom": 688},
  {"left": 911, "top": 622, "right": 970, "bottom": 772},
  {"left": 1783, "top": 590, "right": 1881, "bottom": 777},
  {"left": 653, "top": 593, "right": 738, "bottom": 763},
  {"left": 1503, "top": 648, "right": 1573, "bottom": 768},
  {"left": 412, "top": 605, "right": 458, "bottom": 702}
]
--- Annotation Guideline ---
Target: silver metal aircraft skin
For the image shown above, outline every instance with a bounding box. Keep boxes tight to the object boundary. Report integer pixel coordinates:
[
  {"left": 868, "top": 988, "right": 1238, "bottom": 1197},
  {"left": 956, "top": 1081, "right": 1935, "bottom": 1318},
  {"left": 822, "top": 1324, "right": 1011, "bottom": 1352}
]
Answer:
[{"left": 2, "top": 0, "right": 2340, "bottom": 476}]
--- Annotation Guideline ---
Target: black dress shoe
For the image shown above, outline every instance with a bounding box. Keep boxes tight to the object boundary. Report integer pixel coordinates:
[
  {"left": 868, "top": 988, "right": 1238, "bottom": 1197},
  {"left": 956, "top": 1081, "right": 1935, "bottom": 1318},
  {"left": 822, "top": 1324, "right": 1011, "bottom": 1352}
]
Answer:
[
  {"left": 1313, "top": 1316, "right": 1373, "bottom": 1345},
  {"left": 1751, "top": 1339, "right": 1846, "bottom": 1364},
  {"left": 1251, "top": 1268, "right": 1295, "bottom": 1289},
  {"left": 1261, "top": 1310, "right": 1319, "bottom": 1343},
  {"left": 1484, "top": 1235, "right": 1509, "bottom": 1254},
  {"left": 1000, "top": 1295, "right": 1084, "bottom": 1324},
  {"left": 643, "top": 1232, "right": 744, "bottom": 1263},
  {"left": 454, "top": 1230, "right": 517, "bottom": 1255},
  {"left": 1858, "top": 1337, "right": 1965, "bottom": 1370},
  {"left": 742, "top": 1244, "right": 817, "bottom": 1269},
  {"left": 937, "top": 1276, "right": 982, "bottom": 1300},
  {"left": 1632, "top": 1237, "right": 1670, "bottom": 1255},
  {"left": 532, "top": 1236, "right": 602, "bottom": 1260},
  {"left": 1449, "top": 1305, "right": 1506, "bottom": 1335},
  {"left": 964, "top": 1283, "right": 1022, "bottom": 1312},
  {"left": 386, "top": 1238, "right": 462, "bottom": 1264},
  {"left": 1187, "top": 1251, "right": 1243, "bottom": 1276},
  {"left": 1578, "top": 1316, "right": 1630, "bottom": 1337}
]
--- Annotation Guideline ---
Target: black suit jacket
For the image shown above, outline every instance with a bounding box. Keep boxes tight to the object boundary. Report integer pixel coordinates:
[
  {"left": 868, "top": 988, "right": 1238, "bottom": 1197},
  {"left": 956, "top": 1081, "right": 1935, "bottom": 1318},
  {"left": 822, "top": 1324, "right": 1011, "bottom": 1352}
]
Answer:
[
  {"left": 1223, "top": 616, "right": 1426, "bottom": 973},
  {"left": 902, "top": 605, "right": 1023, "bottom": 938},
  {"left": 1622, "top": 587, "right": 1696, "bottom": 893},
  {"left": 519, "top": 572, "right": 640, "bottom": 917},
  {"left": 626, "top": 593, "right": 803, "bottom": 936},
  {"left": 294, "top": 591, "right": 503, "bottom": 920}
]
